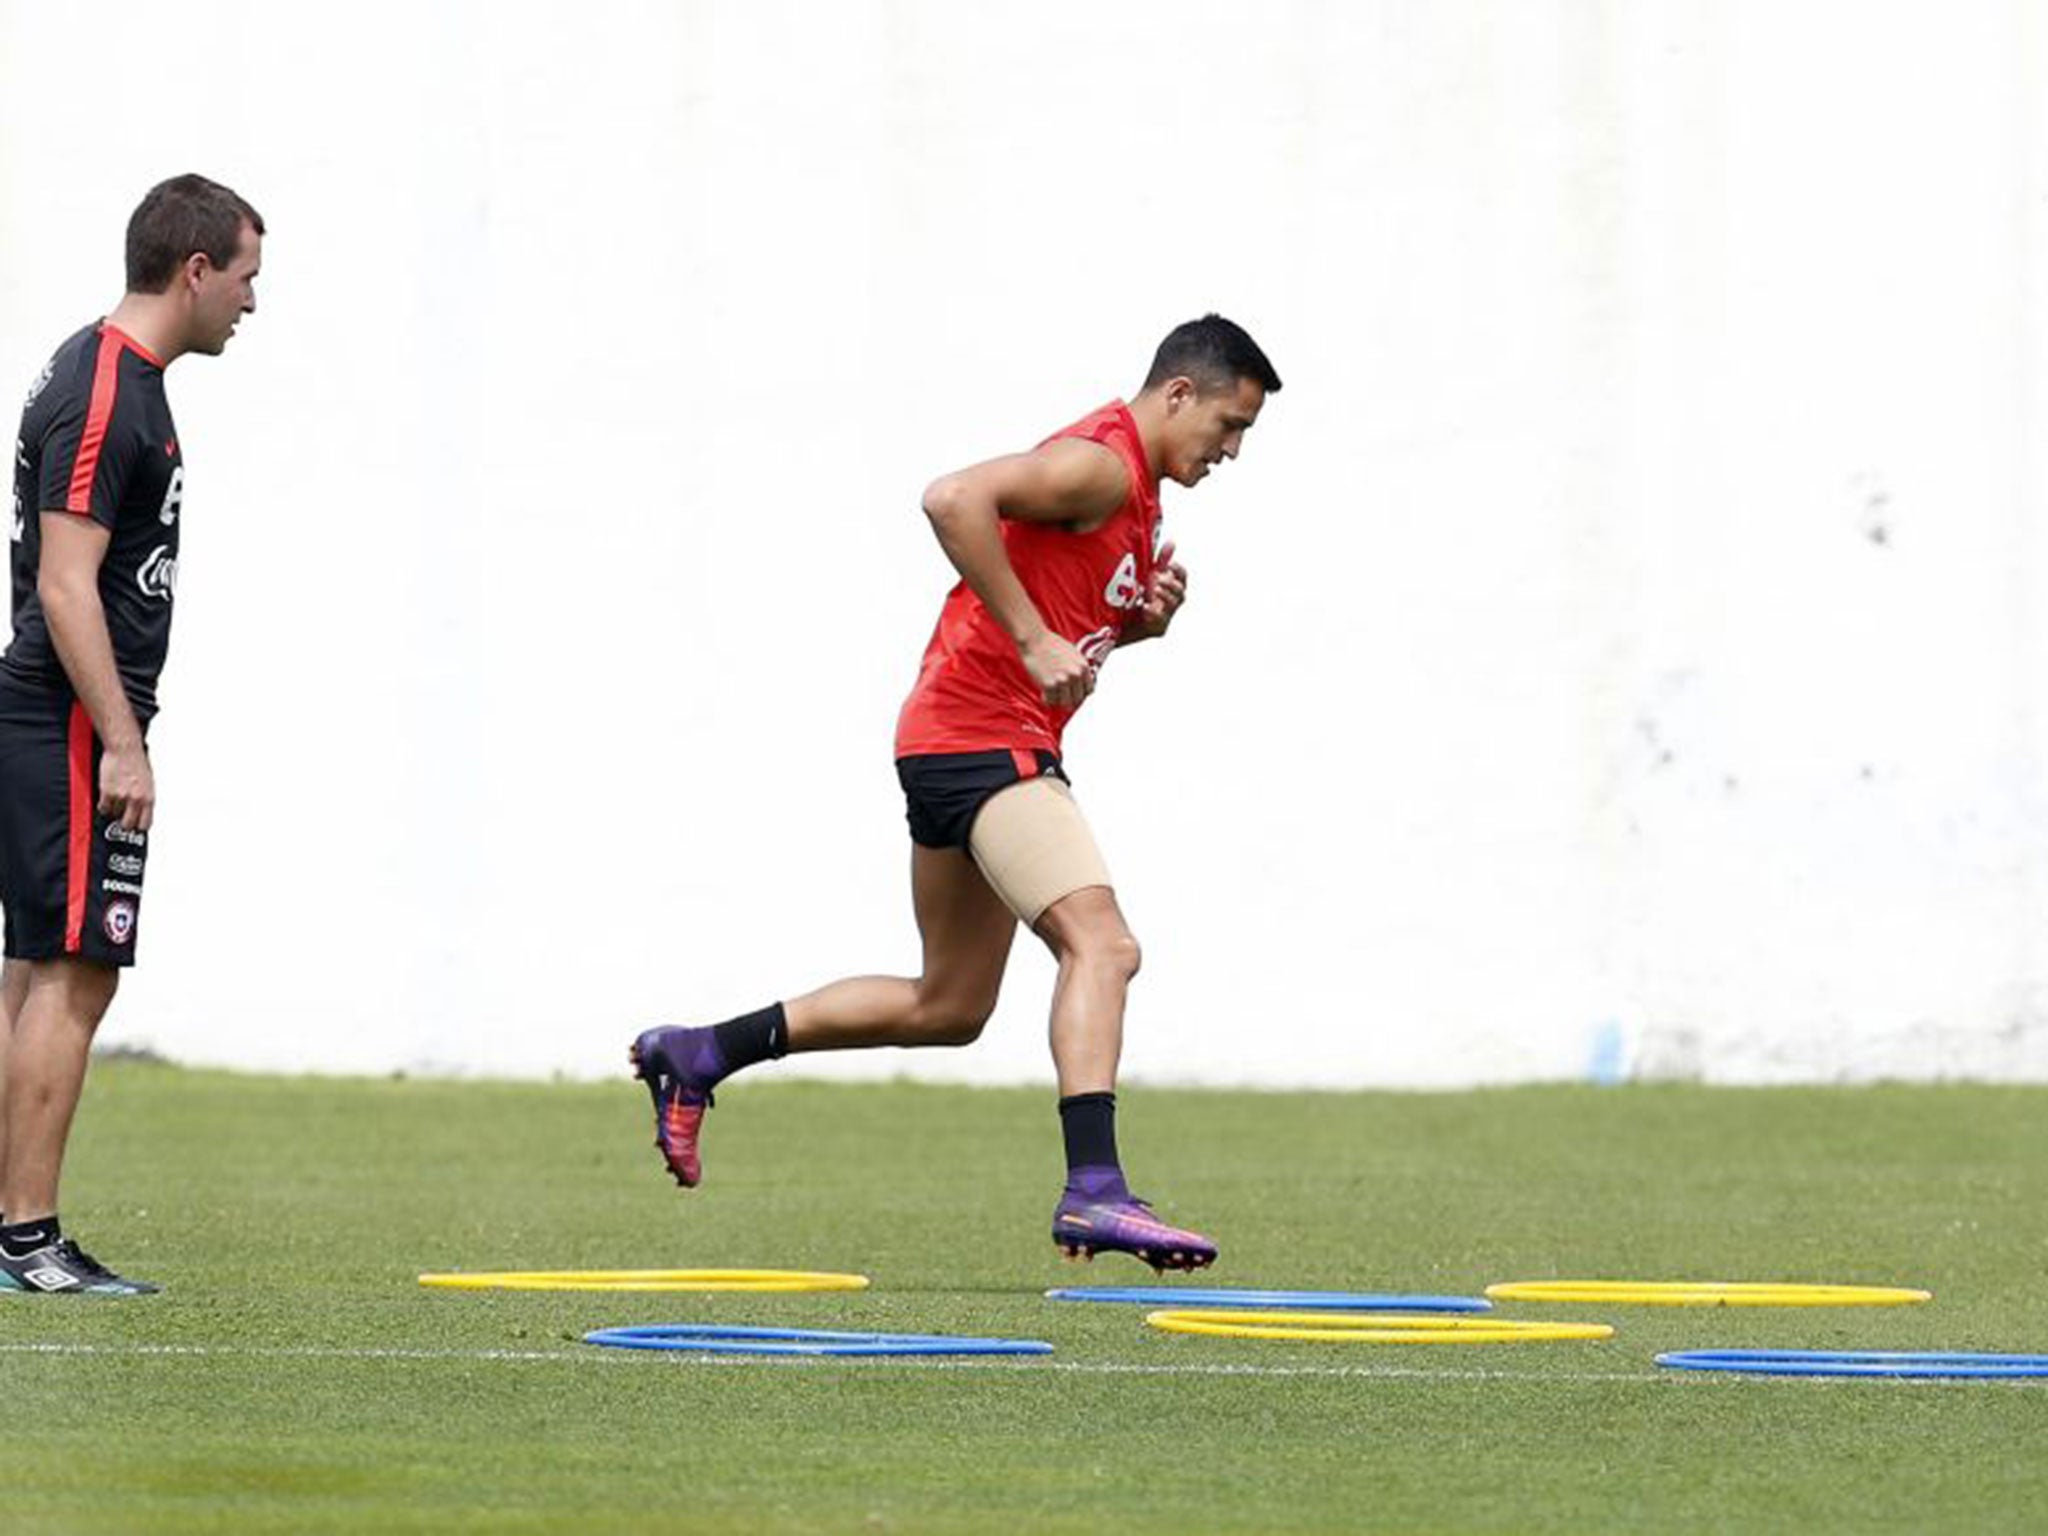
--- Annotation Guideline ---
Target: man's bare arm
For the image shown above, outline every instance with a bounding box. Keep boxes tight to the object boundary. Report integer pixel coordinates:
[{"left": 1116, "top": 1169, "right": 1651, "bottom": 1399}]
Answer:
[
  {"left": 920, "top": 438, "right": 1130, "bottom": 707},
  {"left": 39, "top": 512, "right": 154, "bottom": 830}
]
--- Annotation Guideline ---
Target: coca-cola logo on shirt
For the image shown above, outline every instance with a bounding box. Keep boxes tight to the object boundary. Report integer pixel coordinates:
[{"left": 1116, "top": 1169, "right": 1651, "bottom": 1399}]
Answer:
[
  {"left": 137, "top": 545, "right": 177, "bottom": 601},
  {"left": 1077, "top": 624, "right": 1119, "bottom": 669}
]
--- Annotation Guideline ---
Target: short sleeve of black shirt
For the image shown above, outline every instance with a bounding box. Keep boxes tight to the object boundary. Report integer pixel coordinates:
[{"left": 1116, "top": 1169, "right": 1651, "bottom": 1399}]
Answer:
[
  {"left": 7, "top": 323, "right": 183, "bottom": 718},
  {"left": 34, "top": 347, "right": 150, "bottom": 530}
]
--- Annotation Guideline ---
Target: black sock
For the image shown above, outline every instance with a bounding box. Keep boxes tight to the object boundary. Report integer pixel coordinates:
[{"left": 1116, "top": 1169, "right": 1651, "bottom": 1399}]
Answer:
[
  {"left": 1059, "top": 1093, "right": 1126, "bottom": 1197},
  {"left": 712, "top": 1002, "right": 789, "bottom": 1075},
  {"left": 0, "top": 1215, "right": 61, "bottom": 1258}
]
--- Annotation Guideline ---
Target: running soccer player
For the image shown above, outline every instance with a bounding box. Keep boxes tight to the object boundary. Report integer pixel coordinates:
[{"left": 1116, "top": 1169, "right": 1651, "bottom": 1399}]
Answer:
[
  {"left": 633, "top": 315, "right": 1279, "bottom": 1272},
  {"left": 0, "top": 175, "right": 263, "bottom": 1295}
]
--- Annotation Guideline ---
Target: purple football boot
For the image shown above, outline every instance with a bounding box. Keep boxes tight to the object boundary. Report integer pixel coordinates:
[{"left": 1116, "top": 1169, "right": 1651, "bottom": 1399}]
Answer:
[
  {"left": 1052, "top": 1189, "right": 1218, "bottom": 1273},
  {"left": 629, "top": 1026, "right": 723, "bottom": 1188}
]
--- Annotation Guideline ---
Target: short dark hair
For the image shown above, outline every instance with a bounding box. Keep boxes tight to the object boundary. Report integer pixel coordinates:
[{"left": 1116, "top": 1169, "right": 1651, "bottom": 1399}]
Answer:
[
  {"left": 126, "top": 175, "right": 264, "bottom": 294},
  {"left": 1142, "top": 313, "right": 1282, "bottom": 395}
]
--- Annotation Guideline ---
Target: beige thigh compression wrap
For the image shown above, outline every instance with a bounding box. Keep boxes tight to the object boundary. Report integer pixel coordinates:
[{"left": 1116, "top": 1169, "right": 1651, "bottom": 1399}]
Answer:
[{"left": 966, "top": 777, "right": 1113, "bottom": 925}]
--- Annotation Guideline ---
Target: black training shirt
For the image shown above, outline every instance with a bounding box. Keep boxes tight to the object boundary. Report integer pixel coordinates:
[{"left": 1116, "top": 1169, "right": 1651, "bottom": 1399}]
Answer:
[{"left": 7, "top": 321, "right": 183, "bottom": 720}]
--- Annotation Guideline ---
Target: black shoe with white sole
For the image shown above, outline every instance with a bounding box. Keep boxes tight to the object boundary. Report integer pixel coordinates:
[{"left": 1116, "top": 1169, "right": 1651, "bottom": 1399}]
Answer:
[{"left": 0, "top": 1237, "right": 159, "bottom": 1296}]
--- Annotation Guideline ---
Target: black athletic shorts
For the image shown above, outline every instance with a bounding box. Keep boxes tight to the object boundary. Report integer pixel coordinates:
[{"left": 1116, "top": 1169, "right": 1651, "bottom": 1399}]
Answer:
[
  {"left": 896, "top": 749, "right": 1071, "bottom": 850},
  {"left": 0, "top": 680, "right": 150, "bottom": 966}
]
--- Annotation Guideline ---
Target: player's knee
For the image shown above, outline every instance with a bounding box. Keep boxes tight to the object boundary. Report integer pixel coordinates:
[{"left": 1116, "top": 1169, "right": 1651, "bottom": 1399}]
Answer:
[
  {"left": 1067, "top": 923, "right": 1141, "bottom": 982},
  {"left": 908, "top": 993, "right": 994, "bottom": 1046},
  {"left": 920, "top": 1012, "right": 990, "bottom": 1047},
  {"left": 1107, "top": 929, "right": 1142, "bottom": 981}
]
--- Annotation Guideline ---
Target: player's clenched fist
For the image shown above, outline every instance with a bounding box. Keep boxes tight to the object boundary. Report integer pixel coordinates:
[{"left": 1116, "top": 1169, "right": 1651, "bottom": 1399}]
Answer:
[{"left": 1020, "top": 631, "right": 1095, "bottom": 708}]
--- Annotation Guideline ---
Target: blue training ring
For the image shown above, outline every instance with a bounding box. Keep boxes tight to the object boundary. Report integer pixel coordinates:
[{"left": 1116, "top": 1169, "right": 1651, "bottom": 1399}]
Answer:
[
  {"left": 1044, "top": 1286, "right": 1491, "bottom": 1312},
  {"left": 583, "top": 1324, "right": 1054, "bottom": 1357},
  {"left": 1657, "top": 1349, "right": 2048, "bottom": 1379}
]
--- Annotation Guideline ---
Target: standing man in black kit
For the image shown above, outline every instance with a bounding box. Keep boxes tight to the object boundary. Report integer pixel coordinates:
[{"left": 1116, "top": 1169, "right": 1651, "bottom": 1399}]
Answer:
[{"left": 0, "top": 174, "right": 263, "bottom": 1294}]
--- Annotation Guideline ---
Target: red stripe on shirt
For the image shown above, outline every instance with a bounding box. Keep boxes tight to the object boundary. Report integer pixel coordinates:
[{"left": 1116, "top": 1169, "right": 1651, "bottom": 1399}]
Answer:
[
  {"left": 64, "top": 703, "right": 94, "bottom": 953},
  {"left": 102, "top": 323, "right": 165, "bottom": 369},
  {"left": 65, "top": 331, "right": 127, "bottom": 514}
]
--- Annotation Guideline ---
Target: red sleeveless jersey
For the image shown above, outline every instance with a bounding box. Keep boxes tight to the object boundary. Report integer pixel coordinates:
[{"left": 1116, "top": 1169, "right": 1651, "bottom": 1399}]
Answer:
[{"left": 895, "top": 400, "right": 1162, "bottom": 758}]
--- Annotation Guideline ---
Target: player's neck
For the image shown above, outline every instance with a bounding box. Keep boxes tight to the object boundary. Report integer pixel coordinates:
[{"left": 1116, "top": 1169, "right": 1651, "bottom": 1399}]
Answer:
[
  {"left": 102, "top": 294, "right": 188, "bottom": 367},
  {"left": 1124, "top": 390, "right": 1170, "bottom": 480}
]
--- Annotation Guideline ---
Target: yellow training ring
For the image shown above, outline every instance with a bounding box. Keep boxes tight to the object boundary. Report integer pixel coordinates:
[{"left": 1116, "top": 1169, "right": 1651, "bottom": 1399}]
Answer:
[
  {"left": 417, "top": 1269, "right": 871, "bottom": 1293},
  {"left": 1145, "top": 1309, "right": 1614, "bottom": 1343},
  {"left": 1484, "top": 1281, "right": 1930, "bottom": 1307}
]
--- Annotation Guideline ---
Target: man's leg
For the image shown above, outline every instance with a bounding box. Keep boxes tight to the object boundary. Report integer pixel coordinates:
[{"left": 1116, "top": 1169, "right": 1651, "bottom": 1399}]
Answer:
[
  {"left": 1032, "top": 888, "right": 1213, "bottom": 1271},
  {"left": 783, "top": 842, "right": 1020, "bottom": 1050},
  {"left": 0, "top": 958, "right": 30, "bottom": 1206},
  {"left": 630, "top": 844, "right": 1020, "bottom": 1186},
  {"left": 0, "top": 957, "right": 152, "bottom": 1294},
  {"left": 1, "top": 957, "right": 118, "bottom": 1222},
  {"left": 967, "top": 781, "right": 1216, "bottom": 1272},
  {"left": 1034, "top": 886, "right": 1139, "bottom": 1097}
]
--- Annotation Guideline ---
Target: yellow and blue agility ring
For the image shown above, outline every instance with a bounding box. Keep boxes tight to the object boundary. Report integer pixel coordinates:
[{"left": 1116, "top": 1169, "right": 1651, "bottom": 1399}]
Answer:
[
  {"left": 1485, "top": 1280, "right": 1929, "bottom": 1307},
  {"left": 1658, "top": 1350, "right": 2048, "bottom": 1379},
  {"left": 417, "top": 1269, "right": 870, "bottom": 1293},
  {"left": 584, "top": 1325, "right": 1052, "bottom": 1357},
  {"left": 1145, "top": 1309, "right": 1613, "bottom": 1343},
  {"left": 1047, "top": 1286, "right": 1490, "bottom": 1312}
]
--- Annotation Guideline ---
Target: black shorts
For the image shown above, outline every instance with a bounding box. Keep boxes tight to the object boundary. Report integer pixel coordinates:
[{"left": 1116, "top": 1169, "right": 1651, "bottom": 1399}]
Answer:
[
  {"left": 0, "top": 681, "right": 150, "bottom": 966},
  {"left": 896, "top": 749, "right": 1071, "bottom": 850}
]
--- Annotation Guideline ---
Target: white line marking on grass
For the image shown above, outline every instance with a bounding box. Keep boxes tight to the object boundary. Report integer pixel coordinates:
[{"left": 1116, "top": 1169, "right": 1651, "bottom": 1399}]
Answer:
[
  {"left": 4, "top": 1341, "right": 2045, "bottom": 1386},
  {"left": 0, "top": 1343, "right": 592, "bottom": 1363},
  {"left": 0, "top": 1341, "right": 1638, "bottom": 1378}
]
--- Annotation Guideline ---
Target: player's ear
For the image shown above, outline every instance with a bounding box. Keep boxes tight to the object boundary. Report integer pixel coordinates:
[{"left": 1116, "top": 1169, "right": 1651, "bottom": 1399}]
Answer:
[
  {"left": 182, "top": 252, "right": 212, "bottom": 294},
  {"left": 1162, "top": 376, "right": 1197, "bottom": 414}
]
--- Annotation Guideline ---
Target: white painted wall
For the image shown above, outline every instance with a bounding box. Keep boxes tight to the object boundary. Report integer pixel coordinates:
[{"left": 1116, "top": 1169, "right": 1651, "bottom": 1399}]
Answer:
[{"left": 2, "top": 1, "right": 2044, "bottom": 1086}]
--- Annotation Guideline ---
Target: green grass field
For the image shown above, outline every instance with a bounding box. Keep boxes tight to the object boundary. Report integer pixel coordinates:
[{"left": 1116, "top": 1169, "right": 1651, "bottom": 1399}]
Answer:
[{"left": 4, "top": 1063, "right": 2046, "bottom": 1534}]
